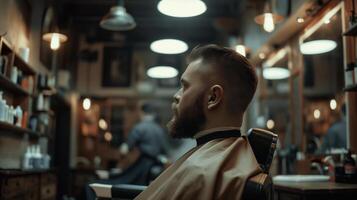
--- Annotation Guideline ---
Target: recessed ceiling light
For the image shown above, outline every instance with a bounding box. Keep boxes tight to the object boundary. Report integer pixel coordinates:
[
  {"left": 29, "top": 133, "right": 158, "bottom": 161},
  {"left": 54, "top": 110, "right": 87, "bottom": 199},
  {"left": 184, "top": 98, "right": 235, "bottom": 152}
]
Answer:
[
  {"left": 150, "top": 39, "right": 188, "bottom": 54},
  {"left": 157, "top": 0, "right": 207, "bottom": 17},
  {"left": 147, "top": 66, "right": 178, "bottom": 78},
  {"left": 300, "top": 40, "right": 337, "bottom": 55},
  {"left": 263, "top": 67, "right": 290, "bottom": 80}
]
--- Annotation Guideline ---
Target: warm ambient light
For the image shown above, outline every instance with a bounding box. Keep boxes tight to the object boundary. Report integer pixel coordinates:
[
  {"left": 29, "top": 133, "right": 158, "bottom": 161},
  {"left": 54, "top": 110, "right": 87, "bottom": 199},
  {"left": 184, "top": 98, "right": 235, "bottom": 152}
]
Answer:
[
  {"left": 150, "top": 39, "right": 188, "bottom": 54},
  {"left": 259, "top": 52, "right": 266, "bottom": 59},
  {"left": 235, "top": 45, "right": 246, "bottom": 57},
  {"left": 83, "top": 98, "right": 91, "bottom": 110},
  {"left": 263, "top": 67, "right": 290, "bottom": 80},
  {"left": 99, "top": 119, "right": 108, "bottom": 130},
  {"left": 296, "top": 17, "right": 305, "bottom": 23},
  {"left": 42, "top": 33, "right": 68, "bottom": 50},
  {"left": 147, "top": 66, "right": 178, "bottom": 78},
  {"left": 313, "top": 109, "right": 321, "bottom": 119},
  {"left": 157, "top": 0, "right": 207, "bottom": 17},
  {"left": 266, "top": 119, "right": 275, "bottom": 130},
  {"left": 330, "top": 99, "right": 337, "bottom": 110},
  {"left": 104, "top": 132, "right": 113, "bottom": 142},
  {"left": 263, "top": 13, "right": 275, "bottom": 32},
  {"left": 300, "top": 40, "right": 337, "bottom": 55}
]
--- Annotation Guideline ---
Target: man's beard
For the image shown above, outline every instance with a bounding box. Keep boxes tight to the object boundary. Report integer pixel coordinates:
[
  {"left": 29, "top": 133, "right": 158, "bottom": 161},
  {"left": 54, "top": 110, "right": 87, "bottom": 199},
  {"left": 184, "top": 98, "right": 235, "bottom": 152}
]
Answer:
[{"left": 167, "top": 93, "right": 206, "bottom": 138}]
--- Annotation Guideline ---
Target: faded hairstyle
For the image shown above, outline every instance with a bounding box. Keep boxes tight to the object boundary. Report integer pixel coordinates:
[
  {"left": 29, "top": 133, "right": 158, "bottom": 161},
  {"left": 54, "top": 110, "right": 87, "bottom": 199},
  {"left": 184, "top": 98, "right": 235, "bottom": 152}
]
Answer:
[{"left": 187, "top": 44, "right": 258, "bottom": 114}]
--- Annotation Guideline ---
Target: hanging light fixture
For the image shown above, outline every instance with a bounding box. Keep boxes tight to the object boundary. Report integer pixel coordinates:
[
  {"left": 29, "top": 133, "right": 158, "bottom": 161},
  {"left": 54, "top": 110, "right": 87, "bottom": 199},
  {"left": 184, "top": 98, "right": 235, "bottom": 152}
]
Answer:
[
  {"left": 300, "top": 40, "right": 337, "bottom": 55},
  {"left": 42, "top": 32, "right": 68, "bottom": 51},
  {"left": 157, "top": 0, "right": 207, "bottom": 18},
  {"left": 150, "top": 39, "right": 188, "bottom": 54},
  {"left": 147, "top": 66, "right": 178, "bottom": 78},
  {"left": 100, "top": 0, "right": 136, "bottom": 31},
  {"left": 262, "top": 49, "right": 290, "bottom": 80},
  {"left": 254, "top": 0, "right": 283, "bottom": 32}
]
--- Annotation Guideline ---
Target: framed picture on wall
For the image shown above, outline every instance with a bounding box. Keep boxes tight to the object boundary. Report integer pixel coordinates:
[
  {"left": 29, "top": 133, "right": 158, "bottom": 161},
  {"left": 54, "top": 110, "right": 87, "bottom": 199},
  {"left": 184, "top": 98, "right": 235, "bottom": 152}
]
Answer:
[{"left": 102, "top": 46, "right": 132, "bottom": 87}]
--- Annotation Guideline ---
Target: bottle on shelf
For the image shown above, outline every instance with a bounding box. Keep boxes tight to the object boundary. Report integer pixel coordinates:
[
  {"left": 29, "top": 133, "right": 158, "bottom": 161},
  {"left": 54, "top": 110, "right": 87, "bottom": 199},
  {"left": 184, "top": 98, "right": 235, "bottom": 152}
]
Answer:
[
  {"left": 10, "top": 66, "right": 18, "bottom": 84},
  {"left": 15, "top": 106, "right": 23, "bottom": 127},
  {"left": 0, "top": 91, "right": 5, "bottom": 122},
  {"left": 22, "top": 146, "right": 32, "bottom": 169}
]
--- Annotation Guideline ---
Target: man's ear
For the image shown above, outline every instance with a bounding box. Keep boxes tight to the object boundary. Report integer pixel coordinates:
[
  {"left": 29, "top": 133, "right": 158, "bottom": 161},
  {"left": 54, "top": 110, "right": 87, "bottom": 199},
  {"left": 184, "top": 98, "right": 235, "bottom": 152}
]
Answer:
[{"left": 207, "top": 85, "right": 223, "bottom": 110}]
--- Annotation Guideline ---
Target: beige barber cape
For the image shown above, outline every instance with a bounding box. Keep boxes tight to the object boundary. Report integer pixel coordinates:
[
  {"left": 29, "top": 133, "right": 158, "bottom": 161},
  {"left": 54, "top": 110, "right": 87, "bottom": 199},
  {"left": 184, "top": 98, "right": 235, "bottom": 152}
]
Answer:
[{"left": 135, "top": 129, "right": 262, "bottom": 200}]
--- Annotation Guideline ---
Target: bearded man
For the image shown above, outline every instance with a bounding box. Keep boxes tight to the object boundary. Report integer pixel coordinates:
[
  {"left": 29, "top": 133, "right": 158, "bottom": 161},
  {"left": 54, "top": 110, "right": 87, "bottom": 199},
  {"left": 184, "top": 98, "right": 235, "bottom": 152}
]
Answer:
[{"left": 135, "top": 44, "right": 261, "bottom": 200}]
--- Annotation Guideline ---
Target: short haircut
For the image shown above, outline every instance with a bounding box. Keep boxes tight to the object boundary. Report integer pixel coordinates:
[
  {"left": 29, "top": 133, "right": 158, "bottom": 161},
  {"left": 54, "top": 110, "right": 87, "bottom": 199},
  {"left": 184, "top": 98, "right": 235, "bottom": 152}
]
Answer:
[{"left": 187, "top": 44, "right": 258, "bottom": 114}]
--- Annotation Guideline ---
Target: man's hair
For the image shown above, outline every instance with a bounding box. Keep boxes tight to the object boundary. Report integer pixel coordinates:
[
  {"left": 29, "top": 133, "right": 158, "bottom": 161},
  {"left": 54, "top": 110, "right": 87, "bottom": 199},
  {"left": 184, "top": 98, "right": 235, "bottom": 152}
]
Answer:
[{"left": 187, "top": 44, "right": 258, "bottom": 114}]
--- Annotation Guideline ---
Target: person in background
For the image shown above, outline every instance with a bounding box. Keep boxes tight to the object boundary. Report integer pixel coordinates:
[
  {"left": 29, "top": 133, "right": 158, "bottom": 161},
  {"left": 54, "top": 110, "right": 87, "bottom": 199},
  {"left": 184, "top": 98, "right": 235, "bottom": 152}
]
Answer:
[
  {"left": 135, "top": 44, "right": 261, "bottom": 200},
  {"left": 85, "top": 103, "right": 167, "bottom": 200},
  {"left": 116, "top": 103, "right": 168, "bottom": 184},
  {"left": 318, "top": 104, "right": 347, "bottom": 154}
]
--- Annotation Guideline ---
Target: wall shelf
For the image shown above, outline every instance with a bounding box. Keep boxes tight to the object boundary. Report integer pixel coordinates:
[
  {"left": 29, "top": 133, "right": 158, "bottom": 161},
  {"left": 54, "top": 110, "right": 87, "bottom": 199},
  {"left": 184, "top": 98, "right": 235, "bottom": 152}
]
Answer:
[
  {"left": 0, "top": 121, "right": 35, "bottom": 135},
  {"left": 0, "top": 73, "right": 30, "bottom": 96},
  {"left": 343, "top": 84, "right": 357, "bottom": 92},
  {"left": 343, "top": 22, "right": 357, "bottom": 36}
]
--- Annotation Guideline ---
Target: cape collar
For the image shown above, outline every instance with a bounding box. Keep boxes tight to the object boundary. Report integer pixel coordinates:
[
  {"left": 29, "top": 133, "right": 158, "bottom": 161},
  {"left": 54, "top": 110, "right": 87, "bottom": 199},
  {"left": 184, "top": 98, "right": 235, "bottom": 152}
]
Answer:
[{"left": 195, "top": 128, "right": 241, "bottom": 146}]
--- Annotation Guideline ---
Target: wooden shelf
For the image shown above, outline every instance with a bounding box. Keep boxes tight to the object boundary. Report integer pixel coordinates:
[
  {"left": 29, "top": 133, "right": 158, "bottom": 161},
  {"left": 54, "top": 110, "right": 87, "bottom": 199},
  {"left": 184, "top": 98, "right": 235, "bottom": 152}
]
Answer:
[
  {"left": 33, "top": 109, "right": 55, "bottom": 116},
  {"left": 0, "top": 121, "right": 35, "bottom": 135},
  {"left": 0, "top": 74, "right": 30, "bottom": 96},
  {"left": 343, "top": 23, "right": 357, "bottom": 36},
  {"left": 13, "top": 53, "right": 36, "bottom": 75},
  {"left": 344, "top": 84, "right": 357, "bottom": 92}
]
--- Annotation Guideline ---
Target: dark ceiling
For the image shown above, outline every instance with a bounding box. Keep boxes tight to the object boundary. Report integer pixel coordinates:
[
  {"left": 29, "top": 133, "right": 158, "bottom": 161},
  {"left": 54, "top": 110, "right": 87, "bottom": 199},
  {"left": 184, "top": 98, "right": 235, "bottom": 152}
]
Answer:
[{"left": 58, "top": 0, "right": 262, "bottom": 46}]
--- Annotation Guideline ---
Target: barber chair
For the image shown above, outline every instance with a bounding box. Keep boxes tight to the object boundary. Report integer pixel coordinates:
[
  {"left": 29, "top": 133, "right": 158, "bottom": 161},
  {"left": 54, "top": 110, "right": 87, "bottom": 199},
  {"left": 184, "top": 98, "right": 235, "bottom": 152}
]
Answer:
[{"left": 90, "top": 128, "right": 278, "bottom": 200}]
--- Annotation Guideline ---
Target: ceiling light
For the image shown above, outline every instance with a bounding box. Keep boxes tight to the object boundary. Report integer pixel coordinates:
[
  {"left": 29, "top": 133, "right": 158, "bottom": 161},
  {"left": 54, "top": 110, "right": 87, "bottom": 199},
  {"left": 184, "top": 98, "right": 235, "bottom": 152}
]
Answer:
[
  {"left": 330, "top": 99, "right": 337, "bottom": 110},
  {"left": 300, "top": 40, "right": 337, "bottom": 55},
  {"left": 42, "top": 33, "right": 68, "bottom": 51},
  {"left": 235, "top": 45, "right": 246, "bottom": 57},
  {"left": 157, "top": 0, "right": 207, "bottom": 17},
  {"left": 296, "top": 17, "right": 305, "bottom": 23},
  {"left": 147, "top": 66, "right": 178, "bottom": 78},
  {"left": 313, "top": 109, "right": 321, "bottom": 119},
  {"left": 150, "top": 39, "right": 188, "bottom": 54},
  {"left": 83, "top": 98, "right": 91, "bottom": 110},
  {"left": 100, "top": 0, "right": 136, "bottom": 31},
  {"left": 263, "top": 67, "right": 290, "bottom": 80},
  {"left": 254, "top": 3, "right": 283, "bottom": 33}
]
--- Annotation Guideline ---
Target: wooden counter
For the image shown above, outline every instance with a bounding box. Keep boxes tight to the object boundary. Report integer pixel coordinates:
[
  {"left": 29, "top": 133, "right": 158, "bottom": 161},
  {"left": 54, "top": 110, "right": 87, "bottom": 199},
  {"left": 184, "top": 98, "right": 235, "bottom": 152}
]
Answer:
[{"left": 274, "top": 180, "right": 357, "bottom": 200}]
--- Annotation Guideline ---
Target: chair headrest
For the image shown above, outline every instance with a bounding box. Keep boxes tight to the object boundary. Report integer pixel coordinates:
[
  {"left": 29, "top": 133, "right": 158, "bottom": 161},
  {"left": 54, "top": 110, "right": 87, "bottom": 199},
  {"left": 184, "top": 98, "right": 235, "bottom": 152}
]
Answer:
[{"left": 247, "top": 128, "right": 278, "bottom": 173}]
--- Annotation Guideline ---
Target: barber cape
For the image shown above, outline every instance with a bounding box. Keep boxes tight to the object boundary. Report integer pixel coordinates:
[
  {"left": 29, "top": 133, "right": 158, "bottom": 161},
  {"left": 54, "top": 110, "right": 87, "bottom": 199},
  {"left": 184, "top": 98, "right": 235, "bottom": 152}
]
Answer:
[{"left": 135, "top": 128, "right": 262, "bottom": 200}]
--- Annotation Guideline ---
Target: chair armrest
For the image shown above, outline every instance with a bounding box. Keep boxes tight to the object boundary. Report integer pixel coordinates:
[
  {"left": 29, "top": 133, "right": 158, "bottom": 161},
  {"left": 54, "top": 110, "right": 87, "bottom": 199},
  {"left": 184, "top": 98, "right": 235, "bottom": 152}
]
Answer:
[
  {"left": 89, "top": 183, "right": 147, "bottom": 199},
  {"left": 242, "top": 173, "right": 273, "bottom": 200}
]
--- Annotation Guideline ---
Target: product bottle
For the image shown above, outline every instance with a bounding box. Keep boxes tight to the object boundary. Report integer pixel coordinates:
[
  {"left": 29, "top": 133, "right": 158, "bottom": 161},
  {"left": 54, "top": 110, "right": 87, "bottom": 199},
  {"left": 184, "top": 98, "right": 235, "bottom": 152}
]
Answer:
[
  {"left": 10, "top": 66, "right": 18, "bottom": 84},
  {"left": 15, "top": 106, "right": 23, "bottom": 127},
  {"left": 22, "top": 146, "right": 32, "bottom": 169},
  {"left": 0, "top": 91, "right": 4, "bottom": 122},
  {"left": 343, "top": 150, "right": 356, "bottom": 175}
]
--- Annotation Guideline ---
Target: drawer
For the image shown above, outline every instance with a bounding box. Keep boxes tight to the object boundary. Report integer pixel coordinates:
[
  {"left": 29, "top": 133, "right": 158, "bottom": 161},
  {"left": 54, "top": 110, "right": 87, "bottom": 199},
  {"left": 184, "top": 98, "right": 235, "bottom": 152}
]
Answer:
[{"left": 40, "top": 173, "right": 57, "bottom": 186}]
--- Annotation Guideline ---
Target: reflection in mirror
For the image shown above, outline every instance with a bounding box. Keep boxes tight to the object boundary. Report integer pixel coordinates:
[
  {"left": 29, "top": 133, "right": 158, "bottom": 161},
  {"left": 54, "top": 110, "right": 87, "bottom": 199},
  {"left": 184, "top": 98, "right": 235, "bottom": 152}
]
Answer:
[
  {"left": 300, "top": 8, "right": 346, "bottom": 155},
  {"left": 260, "top": 48, "right": 291, "bottom": 150}
]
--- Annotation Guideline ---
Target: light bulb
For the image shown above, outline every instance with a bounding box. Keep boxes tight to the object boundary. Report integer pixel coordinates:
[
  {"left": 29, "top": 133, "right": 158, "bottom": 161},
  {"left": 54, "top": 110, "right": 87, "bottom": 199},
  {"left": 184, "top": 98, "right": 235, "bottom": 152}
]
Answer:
[
  {"left": 263, "top": 13, "right": 275, "bottom": 32},
  {"left": 330, "top": 99, "right": 337, "bottom": 110},
  {"left": 50, "top": 34, "right": 60, "bottom": 50},
  {"left": 83, "top": 98, "right": 91, "bottom": 110},
  {"left": 235, "top": 45, "right": 246, "bottom": 57},
  {"left": 313, "top": 109, "right": 321, "bottom": 119},
  {"left": 266, "top": 119, "right": 275, "bottom": 129}
]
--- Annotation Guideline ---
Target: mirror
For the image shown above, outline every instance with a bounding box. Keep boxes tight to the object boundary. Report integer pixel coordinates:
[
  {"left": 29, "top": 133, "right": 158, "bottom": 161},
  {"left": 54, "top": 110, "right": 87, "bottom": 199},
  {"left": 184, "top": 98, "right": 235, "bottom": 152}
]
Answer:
[
  {"left": 259, "top": 47, "right": 291, "bottom": 149},
  {"left": 300, "top": 6, "right": 346, "bottom": 155}
]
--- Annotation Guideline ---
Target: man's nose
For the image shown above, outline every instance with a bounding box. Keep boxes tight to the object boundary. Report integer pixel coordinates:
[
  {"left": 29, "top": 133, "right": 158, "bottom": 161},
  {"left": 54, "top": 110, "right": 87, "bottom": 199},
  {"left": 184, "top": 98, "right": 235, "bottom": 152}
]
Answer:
[{"left": 173, "top": 90, "right": 181, "bottom": 103}]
